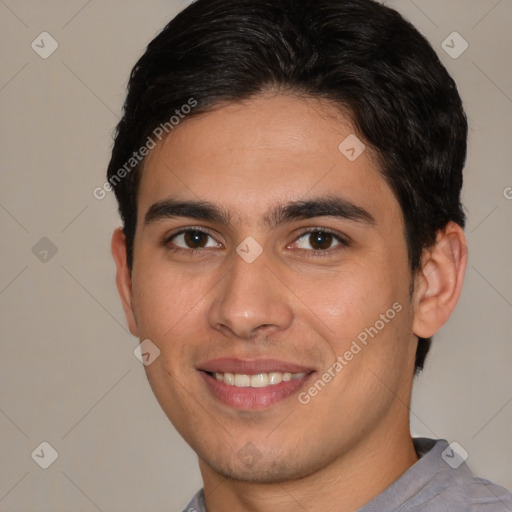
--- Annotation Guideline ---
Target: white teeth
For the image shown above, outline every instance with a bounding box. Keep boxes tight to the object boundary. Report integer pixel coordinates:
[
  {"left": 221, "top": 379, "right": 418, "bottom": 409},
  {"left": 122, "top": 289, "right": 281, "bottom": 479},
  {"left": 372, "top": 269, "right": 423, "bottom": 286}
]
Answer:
[
  {"left": 268, "top": 372, "right": 282, "bottom": 385},
  {"left": 234, "top": 374, "right": 251, "bottom": 387},
  {"left": 213, "top": 371, "right": 307, "bottom": 388},
  {"left": 250, "top": 374, "right": 269, "bottom": 388}
]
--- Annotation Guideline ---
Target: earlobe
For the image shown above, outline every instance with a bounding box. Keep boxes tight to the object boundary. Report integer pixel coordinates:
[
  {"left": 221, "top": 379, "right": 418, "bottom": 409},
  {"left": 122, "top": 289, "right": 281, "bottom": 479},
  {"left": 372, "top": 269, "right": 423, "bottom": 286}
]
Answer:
[
  {"left": 111, "top": 227, "right": 139, "bottom": 337},
  {"left": 412, "top": 222, "right": 468, "bottom": 339}
]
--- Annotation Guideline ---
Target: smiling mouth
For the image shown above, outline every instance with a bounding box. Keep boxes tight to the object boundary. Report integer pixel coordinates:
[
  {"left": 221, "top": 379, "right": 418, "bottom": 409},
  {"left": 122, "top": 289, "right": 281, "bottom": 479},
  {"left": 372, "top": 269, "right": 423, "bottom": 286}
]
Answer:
[{"left": 198, "top": 359, "right": 315, "bottom": 410}]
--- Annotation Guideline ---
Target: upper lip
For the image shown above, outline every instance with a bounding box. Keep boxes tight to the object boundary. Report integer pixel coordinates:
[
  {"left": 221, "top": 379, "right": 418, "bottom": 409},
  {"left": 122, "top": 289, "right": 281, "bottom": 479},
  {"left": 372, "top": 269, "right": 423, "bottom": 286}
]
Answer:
[{"left": 198, "top": 358, "right": 315, "bottom": 375}]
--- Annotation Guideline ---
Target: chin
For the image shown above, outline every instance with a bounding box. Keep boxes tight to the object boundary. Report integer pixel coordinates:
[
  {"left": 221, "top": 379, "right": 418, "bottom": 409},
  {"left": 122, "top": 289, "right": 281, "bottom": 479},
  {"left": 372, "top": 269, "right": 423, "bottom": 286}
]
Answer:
[{"left": 201, "top": 450, "right": 320, "bottom": 484}]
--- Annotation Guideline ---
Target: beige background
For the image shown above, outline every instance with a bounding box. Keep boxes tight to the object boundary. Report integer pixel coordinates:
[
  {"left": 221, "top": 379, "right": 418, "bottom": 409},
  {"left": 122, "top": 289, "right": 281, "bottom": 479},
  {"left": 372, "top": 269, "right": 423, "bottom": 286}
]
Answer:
[{"left": 0, "top": 0, "right": 511, "bottom": 510}]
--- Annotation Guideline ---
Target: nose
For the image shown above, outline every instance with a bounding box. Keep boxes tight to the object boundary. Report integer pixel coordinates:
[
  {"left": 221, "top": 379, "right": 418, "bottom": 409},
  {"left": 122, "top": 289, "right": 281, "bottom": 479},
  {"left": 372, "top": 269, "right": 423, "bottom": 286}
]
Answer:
[{"left": 207, "top": 253, "right": 294, "bottom": 340}]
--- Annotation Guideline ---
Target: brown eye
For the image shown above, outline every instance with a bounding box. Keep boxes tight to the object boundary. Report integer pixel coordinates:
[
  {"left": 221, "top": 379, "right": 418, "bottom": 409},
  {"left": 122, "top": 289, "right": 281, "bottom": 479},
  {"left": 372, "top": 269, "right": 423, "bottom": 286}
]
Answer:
[
  {"left": 309, "top": 231, "right": 334, "bottom": 250},
  {"left": 293, "top": 230, "right": 346, "bottom": 252},
  {"left": 183, "top": 230, "right": 209, "bottom": 248},
  {"left": 168, "top": 229, "right": 218, "bottom": 250}
]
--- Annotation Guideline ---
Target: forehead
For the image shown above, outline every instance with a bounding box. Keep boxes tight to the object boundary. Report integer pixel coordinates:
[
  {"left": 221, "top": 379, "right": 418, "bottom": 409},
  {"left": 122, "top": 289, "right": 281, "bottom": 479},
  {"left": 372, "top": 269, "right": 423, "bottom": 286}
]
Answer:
[{"left": 137, "top": 93, "right": 400, "bottom": 228}]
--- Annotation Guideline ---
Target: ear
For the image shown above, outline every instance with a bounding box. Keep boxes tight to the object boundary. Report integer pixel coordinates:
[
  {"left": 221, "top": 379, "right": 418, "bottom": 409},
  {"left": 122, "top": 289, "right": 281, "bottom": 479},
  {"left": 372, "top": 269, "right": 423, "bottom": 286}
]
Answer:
[
  {"left": 412, "top": 222, "right": 468, "bottom": 339},
  {"left": 111, "top": 227, "right": 139, "bottom": 337}
]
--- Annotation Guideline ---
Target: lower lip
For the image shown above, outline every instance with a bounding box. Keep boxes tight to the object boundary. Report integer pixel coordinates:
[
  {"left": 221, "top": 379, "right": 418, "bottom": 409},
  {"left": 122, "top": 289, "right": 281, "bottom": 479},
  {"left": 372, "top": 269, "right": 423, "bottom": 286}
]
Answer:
[{"left": 200, "top": 372, "right": 313, "bottom": 410}]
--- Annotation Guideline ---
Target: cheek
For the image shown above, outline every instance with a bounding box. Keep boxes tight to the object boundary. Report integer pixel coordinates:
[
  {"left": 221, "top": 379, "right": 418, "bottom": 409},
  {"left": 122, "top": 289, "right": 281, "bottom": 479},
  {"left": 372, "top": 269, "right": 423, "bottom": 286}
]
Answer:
[
  {"left": 131, "top": 259, "right": 211, "bottom": 342},
  {"left": 310, "top": 268, "right": 414, "bottom": 396},
  {"left": 302, "top": 262, "right": 404, "bottom": 342},
  {"left": 131, "top": 266, "right": 212, "bottom": 401}
]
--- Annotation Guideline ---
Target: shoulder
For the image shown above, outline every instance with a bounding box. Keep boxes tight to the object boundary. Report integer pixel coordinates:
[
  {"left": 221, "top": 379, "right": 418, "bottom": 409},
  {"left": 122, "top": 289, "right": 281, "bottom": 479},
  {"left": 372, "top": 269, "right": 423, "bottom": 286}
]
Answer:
[
  {"left": 361, "top": 439, "right": 512, "bottom": 512},
  {"left": 408, "top": 439, "right": 512, "bottom": 511},
  {"left": 445, "top": 475, "right": 512, "bottom": 511}
]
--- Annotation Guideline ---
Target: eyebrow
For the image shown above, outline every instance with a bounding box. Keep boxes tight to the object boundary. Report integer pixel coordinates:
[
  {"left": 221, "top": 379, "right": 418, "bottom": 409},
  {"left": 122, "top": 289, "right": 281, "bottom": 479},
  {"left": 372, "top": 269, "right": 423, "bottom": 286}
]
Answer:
[{"left": 144, "top": 195, "right": 376, "bottom": 228}]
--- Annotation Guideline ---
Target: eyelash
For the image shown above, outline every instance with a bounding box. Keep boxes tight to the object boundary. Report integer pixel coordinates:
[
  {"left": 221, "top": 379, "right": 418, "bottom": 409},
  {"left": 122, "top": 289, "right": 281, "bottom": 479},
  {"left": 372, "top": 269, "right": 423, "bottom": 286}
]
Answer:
[{"left": 161, "top": 226, "right": 350, "bottom": 257}]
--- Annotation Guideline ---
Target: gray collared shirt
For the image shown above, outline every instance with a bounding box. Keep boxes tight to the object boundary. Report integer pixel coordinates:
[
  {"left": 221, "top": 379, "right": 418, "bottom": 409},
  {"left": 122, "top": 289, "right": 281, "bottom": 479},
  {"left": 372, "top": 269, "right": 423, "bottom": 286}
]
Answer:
[{"left": 181, "top": 438, "right": 512, "bottom": 511}]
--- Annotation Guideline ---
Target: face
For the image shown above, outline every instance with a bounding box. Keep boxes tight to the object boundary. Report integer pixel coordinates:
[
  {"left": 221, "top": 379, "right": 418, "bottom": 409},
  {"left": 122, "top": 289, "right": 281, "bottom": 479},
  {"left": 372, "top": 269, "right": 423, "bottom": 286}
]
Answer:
[{"left": 119, "top": 94, "right": 420, "bottom": 482}]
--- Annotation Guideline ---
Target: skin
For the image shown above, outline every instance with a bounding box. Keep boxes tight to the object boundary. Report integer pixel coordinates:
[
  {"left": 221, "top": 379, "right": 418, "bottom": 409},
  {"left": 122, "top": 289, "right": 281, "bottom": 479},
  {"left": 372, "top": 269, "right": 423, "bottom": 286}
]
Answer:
[{"left": 112, "top": 93, "right": 467, "bottom": 511}]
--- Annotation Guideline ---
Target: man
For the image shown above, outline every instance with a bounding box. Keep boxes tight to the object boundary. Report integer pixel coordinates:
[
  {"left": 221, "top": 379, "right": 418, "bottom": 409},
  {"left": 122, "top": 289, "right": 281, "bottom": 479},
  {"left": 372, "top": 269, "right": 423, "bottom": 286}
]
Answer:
[{"left": 107, "top": 0, "right": 512, "bottom": 510}]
